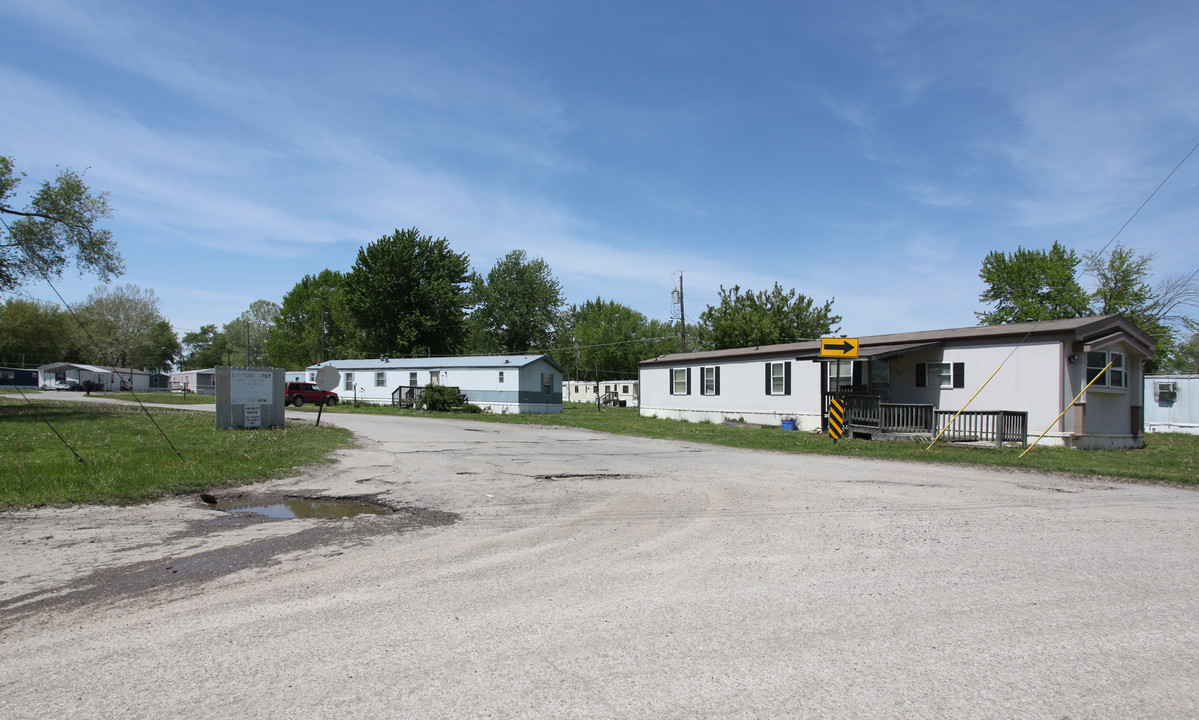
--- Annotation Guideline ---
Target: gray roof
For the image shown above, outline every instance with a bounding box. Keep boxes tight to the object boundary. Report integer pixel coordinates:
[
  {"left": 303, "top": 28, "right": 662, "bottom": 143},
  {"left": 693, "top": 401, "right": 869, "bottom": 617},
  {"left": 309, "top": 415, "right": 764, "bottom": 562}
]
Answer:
[
  {"left": 639, "top": 315, "right": 1156, "bottom": 366},
  {"left": 308, "top": 354, "right": 566, "bottom": 373}
]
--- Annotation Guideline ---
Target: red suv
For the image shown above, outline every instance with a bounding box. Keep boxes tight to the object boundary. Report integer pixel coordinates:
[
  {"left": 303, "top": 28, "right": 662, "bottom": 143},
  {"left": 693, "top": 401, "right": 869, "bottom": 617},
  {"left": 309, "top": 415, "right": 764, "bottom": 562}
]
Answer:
[{"left": 285, "top": 382, "right": 339, "bottom": 407}]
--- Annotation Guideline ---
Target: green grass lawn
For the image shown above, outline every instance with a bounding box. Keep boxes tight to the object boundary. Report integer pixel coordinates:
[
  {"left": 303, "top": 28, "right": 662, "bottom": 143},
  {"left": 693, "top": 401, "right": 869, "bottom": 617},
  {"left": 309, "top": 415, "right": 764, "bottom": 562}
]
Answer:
[
  {"left": 84, "top": 391, "right": 218, "bottom": 405},
  {"left": 0, "top": 401, "right": 353, "bottom": 509}
]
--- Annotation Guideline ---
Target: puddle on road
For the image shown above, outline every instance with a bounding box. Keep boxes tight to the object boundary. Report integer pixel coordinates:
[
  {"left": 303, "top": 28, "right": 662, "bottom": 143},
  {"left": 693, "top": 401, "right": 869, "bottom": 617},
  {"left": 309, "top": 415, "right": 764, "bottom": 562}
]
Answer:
[{"left": 212, "top": 496, "right": 393, "bottom": 519}]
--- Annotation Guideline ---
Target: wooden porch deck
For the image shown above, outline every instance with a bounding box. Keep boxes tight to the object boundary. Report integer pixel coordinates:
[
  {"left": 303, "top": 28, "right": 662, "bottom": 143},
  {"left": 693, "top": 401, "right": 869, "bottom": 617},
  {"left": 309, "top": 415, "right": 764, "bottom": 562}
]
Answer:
[{"left": 829, "top": 394, "right": 1028, "bottom": 447}]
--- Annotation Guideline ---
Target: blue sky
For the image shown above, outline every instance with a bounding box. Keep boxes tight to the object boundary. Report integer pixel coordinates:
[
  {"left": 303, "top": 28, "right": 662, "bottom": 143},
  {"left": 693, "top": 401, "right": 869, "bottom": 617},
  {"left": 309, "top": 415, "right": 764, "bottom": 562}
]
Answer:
[{"left": 2, "top": 0, "right": 1197, "bottom": 343}]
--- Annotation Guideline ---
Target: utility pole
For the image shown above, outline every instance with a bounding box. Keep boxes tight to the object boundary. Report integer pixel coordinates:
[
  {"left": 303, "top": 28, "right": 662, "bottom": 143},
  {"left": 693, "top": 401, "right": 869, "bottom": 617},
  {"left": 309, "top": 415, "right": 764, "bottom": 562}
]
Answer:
[
  {"left": 679, "top": 272, "right": 686, "bottom": 353},
  {"left": 321, "top": 311, "right": 327, "bottom": 363}
]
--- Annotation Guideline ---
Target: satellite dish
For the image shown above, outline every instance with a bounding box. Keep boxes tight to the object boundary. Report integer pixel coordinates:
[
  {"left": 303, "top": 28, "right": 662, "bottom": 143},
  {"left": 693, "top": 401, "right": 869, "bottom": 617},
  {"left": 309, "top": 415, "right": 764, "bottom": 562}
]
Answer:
[{"left": 316, "top": 365, "right": 341, "bottom": 391}]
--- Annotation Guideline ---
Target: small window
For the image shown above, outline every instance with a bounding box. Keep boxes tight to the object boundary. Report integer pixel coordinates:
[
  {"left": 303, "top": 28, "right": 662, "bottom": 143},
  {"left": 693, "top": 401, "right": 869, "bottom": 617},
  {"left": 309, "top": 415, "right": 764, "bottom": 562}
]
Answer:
[
  {"left": 1087, "top": 350, "right": 1127, "bottom": 388},
  {"left": 827, "top": 362, "right": 852, "bottom": 392},
  {"left": 622, "top": 385, "right": 629, "bottom": 394},
  {"left": 766, "top": 362, "right": 790, "bottom": 395},
  {"left": 672, "top": 368, "right": 690, "bottom": 395},
  {"left": 542, "top": 373, "right": 553, "bottom": 394},
  {"left": 409, "top": 372, "right": 418, "bottom": 387},
  {"left": 344, "top": 372, "right": 354, "bottom": 391},
  {"left": 499, "top": 371, "right": 504, "bottom": 383},
  {"left": 375, "top": 372, "right": 386, "bottom": 387},
  {"left": 308, "top": 372, "right": 316, "bottom": 382},
  {"left": 926, "top": 363, "right": 952, "bottom": 388},
  {"left": 702, "top": 366, "right": 720, "bottom": 396}
]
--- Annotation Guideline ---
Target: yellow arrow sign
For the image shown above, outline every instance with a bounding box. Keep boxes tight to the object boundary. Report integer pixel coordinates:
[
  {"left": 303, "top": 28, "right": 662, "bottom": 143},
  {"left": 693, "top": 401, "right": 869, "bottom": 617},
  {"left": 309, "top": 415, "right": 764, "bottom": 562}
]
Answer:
[{"left": 820, "top": 337, "right": 859, "bottom": 358}]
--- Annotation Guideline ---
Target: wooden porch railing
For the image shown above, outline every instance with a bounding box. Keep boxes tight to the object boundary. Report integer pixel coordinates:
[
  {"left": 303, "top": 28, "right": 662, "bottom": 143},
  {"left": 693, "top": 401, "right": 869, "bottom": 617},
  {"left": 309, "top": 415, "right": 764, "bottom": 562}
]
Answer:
[
  {"left": 932, "top": 410, "right": 1029, "bottom": 447},
  {"left": 836, "top": 394, "right": 935, "bottom": 434},
  {"left": 829, "top": 394, "right": 1028, "bottom": 445},
  {"left": 391, "top": 385, "right": 427, "bottom": 407}
]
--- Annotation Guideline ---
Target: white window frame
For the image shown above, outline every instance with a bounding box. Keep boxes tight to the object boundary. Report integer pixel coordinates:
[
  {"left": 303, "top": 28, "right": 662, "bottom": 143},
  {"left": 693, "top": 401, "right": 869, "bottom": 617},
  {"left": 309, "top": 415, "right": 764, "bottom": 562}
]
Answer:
[
  {"left": 770, "top": 362, "right": 786, "bottom": 395},
  {"left": 827, "top": 362, "right": 852, "bottom": 392},
  {"left": 702, "top": 366, "right": 717, "bottom": 395},
  {"left": 672, "top": 368, "right": 688, "bottom": 395},
  {"left": 344, "top": 372, "right": 354, "bottom": 391},
  {"left": 926, "top": 362, "right": 952, "bottom": 388},
  {"left": 375, "top": 371, "right": 386, "bottom": 387},
  {"left": 499, "top": 371, "right": 504, "bottom": 383},
  {"left": 542, "top": 373, "right": 554, "bottom": 394},
  {"left": 1087, "top": 350, "right": 1127, "bottom": 389}
]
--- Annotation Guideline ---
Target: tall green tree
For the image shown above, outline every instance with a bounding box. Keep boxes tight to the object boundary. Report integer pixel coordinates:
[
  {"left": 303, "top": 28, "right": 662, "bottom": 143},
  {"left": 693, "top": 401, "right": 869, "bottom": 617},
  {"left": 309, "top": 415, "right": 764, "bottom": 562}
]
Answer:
[
  {"left": 976, "top": 241, "right": 1090, "bottom": 324},
  {"left": 468, "top": 250, "right": 564, "bottom": 354},
  {"left": 1171, "top": 332, "right": 1199, "bottom": 373},
  {"left": 0, "top": 155, "right": 122, "bottom": 292},
  {"left": 224, "top": 299, "right": 280, "bottom": 367},
  {"left": 696, "top": 283, "right": 840, "bottom": 351},
  {"left": 555, "top": 298, "right": 677, "bottom": 381},
  {"left": 342, "top": 228, "right": 471, "bottom": 356},
  {"left": 75, "top": 284, "right": 180, "bottom": 371},
  {"left": 1084, "top": 244, "right": 1175, "bottom": 370},
  {"left": 266, "top": 269, "right": 350, "bottom": 368},
  {"left": 0, "top": 297, "right": 75, "bottom": 366},
  {"left": 180, "top": 324, "right": 231, "bottom": 370}
]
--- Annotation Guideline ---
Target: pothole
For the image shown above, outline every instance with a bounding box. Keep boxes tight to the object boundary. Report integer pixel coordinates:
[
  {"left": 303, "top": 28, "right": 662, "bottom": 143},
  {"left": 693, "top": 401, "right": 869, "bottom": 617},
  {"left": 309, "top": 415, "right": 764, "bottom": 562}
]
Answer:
[{"left": 207, "top": 495, "right": 394, "bottom": 519}]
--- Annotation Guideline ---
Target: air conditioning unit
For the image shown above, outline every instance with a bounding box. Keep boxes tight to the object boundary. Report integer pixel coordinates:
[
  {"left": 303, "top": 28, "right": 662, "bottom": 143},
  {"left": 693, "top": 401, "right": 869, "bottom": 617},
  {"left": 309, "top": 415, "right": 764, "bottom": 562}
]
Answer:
[{"left": 1154, "top": 381, "right": 1177, "bottom": 402}]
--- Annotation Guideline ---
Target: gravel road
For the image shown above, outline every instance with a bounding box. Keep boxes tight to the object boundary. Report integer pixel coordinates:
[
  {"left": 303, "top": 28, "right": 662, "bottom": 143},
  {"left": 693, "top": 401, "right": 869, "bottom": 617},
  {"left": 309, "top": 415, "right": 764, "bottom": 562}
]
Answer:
[{"left": 2, "top": 407, "right": 1197, "bottom": 718}]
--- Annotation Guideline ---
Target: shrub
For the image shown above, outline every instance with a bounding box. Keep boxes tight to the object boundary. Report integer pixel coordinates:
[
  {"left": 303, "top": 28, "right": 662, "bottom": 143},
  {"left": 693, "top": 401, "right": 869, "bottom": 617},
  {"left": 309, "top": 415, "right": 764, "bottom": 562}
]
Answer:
[
  {"left": 460, "top": 403, "right": 482, "bottom": 414},
  {"left": 422, "top": 384, "right": 460, "bottom": 412}
]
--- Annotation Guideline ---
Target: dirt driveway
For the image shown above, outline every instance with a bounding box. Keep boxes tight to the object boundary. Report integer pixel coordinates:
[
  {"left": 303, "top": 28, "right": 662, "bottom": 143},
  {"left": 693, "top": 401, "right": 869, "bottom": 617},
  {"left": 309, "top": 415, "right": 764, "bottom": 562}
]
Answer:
[{"left": 2, "top": 407, "right": 1197, "bottom": 718}]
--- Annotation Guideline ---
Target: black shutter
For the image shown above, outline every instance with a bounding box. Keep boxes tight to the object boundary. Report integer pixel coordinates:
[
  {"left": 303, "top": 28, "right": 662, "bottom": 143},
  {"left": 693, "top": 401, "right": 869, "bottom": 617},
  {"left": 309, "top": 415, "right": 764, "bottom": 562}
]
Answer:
[
  {"left": 953, "top": 362, "right": 965, "bottom": 389},
  {"left": 765, "top": 363, "right": 771, "bottom": 395},
  {"left": 784, "top": 362, "right": 792, "bottom": 396},
  {"left": 685, "top": 368, "right": 691, "bottom": 395},
  {"left": 852, "top": 361, "right": 863, "bottom": 388},
  {"left": 714, "top": 367, "right": 721, "bottom": 396},
  {"left": 669, "top": 369, "right": 674, "bottom": 395},
  {"left": 915, "top": 363, "right": 927, "bottom": 387}
]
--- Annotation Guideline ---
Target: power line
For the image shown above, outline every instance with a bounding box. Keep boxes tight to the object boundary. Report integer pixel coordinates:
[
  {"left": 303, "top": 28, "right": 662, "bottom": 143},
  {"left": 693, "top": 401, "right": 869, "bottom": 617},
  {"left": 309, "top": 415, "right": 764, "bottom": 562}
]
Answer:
[{"left": 1097, "top": 138, "right": 1199, "bottom": 257}]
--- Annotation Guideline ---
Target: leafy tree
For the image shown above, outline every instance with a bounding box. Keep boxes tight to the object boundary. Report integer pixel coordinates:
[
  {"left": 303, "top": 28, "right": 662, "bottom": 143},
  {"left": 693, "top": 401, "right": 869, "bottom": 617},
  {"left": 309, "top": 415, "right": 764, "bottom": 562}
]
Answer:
[
  {"left": 0, "top": 297, "right": 75, "bottom": 366},
  {"left": 1083, "top": 244, "right": 1177, "bottom": 371},
  {"left": 976, "top": 241, "right": 1090, "bottom": 324},
  {"left": 266, "top": 270, "right": 350, "bottom": 368},
  {"left": 555, "top": 298, "right": 677, "bottom": 381},
  {"left": 224, "top": 299, "right": 280, "bottom": 367},
  {"left": 696, "top": 283, "right": 840, "bottom": 351},
  {"left": 1171, "top": 332, "right": 1199, "bottom": 373},
  {"left": 74, "top": 284, "right": 180, "bottom": 371},
  {"left": 181, "top": 324, "right": 232, "bottom": 370},
  {"left": 342, "top": 228, "right": 471, "bottom": 356},
  {"left": 468, "top": 250, "right": 564, "bottom": 354},
  {"left": 0, "top": 155, "right": 122, "bottom": 292}
]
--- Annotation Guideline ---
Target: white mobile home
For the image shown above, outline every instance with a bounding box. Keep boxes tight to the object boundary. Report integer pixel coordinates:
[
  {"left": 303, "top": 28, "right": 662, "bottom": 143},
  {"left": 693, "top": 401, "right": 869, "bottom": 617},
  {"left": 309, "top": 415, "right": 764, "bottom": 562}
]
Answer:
[
  {"left": 564, "top": 379, "right": 639, "bottom": 406},
  {"left": 37, "top": 362, "right": 152, "bottom": 392},
  {"left": 639, "top": 316, "right": 1155, "bottom": 449},
  {"left": 305, "top": 355, "right": 564, "bottom": 414},
  {"left": 168, "top": 368, "right": 216, "bottom": 394},
  {"left": 1144, "top": 374, "right": 1199, "bottom": 435}
]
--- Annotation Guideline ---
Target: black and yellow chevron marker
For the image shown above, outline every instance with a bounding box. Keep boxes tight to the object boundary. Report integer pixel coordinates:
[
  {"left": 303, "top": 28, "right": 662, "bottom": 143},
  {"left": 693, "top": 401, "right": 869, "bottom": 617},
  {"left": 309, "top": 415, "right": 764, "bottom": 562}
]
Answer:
[{"left": 828, "top": 397, "right": 845, "bottom": 442}]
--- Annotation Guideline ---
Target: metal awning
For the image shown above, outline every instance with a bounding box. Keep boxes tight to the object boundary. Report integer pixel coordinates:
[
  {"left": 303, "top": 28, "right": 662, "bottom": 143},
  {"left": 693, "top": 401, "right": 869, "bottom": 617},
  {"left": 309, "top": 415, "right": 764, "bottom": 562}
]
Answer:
[{"left": 796, "top": 341, "right": 943, "bottom": 361}]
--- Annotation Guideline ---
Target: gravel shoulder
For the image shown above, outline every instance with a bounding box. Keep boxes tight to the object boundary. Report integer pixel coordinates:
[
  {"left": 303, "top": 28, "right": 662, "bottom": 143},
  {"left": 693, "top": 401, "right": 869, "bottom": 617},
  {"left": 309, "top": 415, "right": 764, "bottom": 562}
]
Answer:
[{"left": 2, "top": 403, "right": 1197, "bottom": 718}]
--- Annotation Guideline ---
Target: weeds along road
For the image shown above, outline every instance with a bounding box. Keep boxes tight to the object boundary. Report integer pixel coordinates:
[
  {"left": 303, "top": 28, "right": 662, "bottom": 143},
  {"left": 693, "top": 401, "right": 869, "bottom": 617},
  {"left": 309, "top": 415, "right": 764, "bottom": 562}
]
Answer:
[{"left": 2, "top": 404, "right": 1198, "bottom": 719}]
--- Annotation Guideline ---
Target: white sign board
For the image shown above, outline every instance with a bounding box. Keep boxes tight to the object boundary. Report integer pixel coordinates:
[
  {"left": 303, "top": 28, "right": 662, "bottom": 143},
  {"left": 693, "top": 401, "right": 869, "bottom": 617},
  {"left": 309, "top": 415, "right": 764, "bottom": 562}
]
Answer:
[
  {"left": 230, "top": 370, "right": 275, "bottom": 405},
  {"left": 316, "top": 366, "right": 341, "bottom": 392},
  {"left": 244, "top": 405, "right": 261, "bottom": 428}
]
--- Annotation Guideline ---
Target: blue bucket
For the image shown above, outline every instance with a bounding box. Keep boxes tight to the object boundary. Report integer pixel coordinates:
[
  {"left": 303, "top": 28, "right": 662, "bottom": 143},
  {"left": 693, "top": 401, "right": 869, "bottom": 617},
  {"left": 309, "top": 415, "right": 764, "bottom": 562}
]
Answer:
[{"left": 780, "top": 419, "right": 797, "bottom": 431}]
